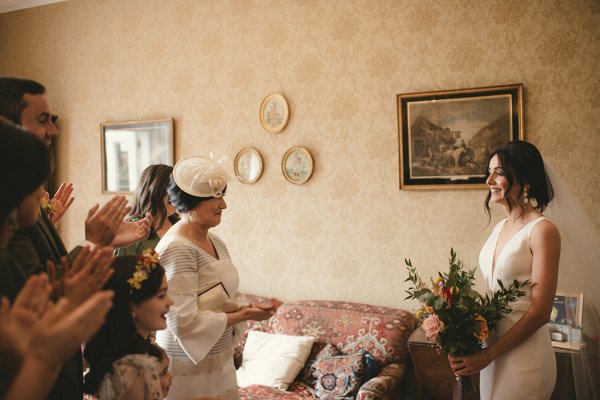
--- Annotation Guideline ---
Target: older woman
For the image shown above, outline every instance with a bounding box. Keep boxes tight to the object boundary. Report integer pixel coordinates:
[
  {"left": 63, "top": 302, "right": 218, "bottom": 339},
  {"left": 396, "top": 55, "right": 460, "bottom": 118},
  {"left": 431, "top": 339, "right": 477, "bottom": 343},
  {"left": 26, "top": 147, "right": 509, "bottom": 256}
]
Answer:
[{"left": 155, "top": 156, "right": 279, "bottom": 400}]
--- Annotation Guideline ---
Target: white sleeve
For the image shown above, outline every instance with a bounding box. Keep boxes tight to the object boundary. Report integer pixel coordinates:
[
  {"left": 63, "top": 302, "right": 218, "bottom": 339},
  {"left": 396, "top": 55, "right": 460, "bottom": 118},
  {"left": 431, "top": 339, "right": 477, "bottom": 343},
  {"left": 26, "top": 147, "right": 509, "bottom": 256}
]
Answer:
[{"left": 159, "top": 241, "right": 228, "bottom": 364}]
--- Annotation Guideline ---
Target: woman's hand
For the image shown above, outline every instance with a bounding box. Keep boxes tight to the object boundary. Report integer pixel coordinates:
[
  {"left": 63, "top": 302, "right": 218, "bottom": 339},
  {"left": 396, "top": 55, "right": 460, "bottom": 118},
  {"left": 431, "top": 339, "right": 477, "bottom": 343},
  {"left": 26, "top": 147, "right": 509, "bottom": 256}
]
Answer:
[
  {"left": 29, "top": 290, "right": 114, "bottom": 369},
  {"left": 250, "top": 298, "right": 282, "bottom": 313},
  {"left": 0, "top": 274, "right": 52, "bottom": 356},
  {"left": 243, "top": 306, "right": 274, "bottom": 321},
  {"left": 226, "top": 306, "right": 274, "bottom": 326},
  {"left": 448, "top": 349, "right": 490, "bottom": 376},
  {"left": 111, "top": 213, "right": 153, "bottom": 247},
  {"left": 47, "top": 247, "right": 114, "bottom": 306}
]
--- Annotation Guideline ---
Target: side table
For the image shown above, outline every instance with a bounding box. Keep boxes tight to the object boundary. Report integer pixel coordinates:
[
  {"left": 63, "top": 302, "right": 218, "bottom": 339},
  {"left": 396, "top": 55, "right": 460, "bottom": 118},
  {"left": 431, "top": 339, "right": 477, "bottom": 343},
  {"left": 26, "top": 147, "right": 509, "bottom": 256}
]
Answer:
[
  {"left": 408, "top": 328, "right": 479, "bottom": 400},
  {"left": 408, "top": 328, "right": 599, "bottom": 400}
]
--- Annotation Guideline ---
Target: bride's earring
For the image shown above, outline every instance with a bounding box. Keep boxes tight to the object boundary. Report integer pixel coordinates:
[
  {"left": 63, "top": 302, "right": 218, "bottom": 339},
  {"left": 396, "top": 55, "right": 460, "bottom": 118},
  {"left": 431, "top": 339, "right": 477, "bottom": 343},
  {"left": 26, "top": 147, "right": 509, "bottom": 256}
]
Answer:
[{"left": 522, "top": 187, "right": 529, "bottom": 204}]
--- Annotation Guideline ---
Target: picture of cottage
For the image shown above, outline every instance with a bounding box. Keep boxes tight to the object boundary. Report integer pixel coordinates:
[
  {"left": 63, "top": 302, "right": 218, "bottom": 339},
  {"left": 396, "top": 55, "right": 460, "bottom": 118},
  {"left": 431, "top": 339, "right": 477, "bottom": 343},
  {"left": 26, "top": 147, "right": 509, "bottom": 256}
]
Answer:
[{"left": 406, "top": 95, "right": 513, "bottom": 180}]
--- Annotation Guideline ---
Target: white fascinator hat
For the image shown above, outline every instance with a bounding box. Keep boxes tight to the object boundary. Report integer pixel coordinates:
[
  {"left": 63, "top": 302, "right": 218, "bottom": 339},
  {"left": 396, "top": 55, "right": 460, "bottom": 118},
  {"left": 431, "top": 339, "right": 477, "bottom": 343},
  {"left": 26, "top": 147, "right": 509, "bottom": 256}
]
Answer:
[{"left": 172, "top": 155, "right": 230, "bottom": 198}]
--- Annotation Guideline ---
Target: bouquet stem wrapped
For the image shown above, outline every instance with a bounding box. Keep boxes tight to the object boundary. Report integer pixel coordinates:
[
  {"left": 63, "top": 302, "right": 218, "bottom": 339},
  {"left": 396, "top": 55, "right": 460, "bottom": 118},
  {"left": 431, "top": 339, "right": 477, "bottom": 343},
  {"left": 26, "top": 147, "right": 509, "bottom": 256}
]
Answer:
[{"left": 405, "top": 248, "right": 529, "bottom": 398}]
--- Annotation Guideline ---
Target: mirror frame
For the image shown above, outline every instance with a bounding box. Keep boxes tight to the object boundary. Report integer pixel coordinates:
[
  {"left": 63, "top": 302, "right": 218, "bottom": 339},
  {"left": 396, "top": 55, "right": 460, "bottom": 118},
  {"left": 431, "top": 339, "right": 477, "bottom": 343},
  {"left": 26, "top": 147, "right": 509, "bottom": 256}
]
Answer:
[
  {"left": 100, "top": 118, "right": 174, "bottom": 193},
  {"left": 234, "top": 147, "right": 264, "bottom": 184}
]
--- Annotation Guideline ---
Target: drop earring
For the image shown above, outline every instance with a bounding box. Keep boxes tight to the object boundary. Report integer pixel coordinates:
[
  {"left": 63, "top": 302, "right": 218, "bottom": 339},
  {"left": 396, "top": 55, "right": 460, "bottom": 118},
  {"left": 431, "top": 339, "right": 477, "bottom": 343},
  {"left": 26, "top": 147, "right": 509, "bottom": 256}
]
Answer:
[{"left": 522, "top": 187, "right": 529, "bottom": 204}]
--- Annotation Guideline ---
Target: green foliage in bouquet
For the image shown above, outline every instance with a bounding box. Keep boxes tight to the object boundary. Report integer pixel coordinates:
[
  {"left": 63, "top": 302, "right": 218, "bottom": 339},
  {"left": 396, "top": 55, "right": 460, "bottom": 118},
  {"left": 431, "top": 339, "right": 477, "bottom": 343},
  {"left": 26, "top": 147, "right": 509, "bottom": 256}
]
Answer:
[{"left": 405, "top": 248, "right": 529, "bottom": 356}]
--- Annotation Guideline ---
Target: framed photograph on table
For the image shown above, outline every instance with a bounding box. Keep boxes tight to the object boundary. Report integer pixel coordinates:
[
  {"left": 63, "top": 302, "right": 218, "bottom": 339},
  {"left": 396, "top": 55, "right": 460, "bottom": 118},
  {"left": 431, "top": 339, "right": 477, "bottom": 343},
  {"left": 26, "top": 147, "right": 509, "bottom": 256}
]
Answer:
[
  {"left": 259, "top": 93, "right": 290, "bottom": 134},
  {"left": 548, "top": 291, "right": 584, "bottom": 350},
  {"left": 397, "top": 84, "right": 523, "bottom": 190},
  {"left": 101, "top": 118, "right": 174, "bottom": 193}
]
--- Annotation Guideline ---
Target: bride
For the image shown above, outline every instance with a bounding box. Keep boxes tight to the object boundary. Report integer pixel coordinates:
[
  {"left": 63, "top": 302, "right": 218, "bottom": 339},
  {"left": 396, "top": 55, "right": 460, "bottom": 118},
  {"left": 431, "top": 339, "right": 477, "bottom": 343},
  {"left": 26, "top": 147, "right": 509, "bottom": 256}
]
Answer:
[{"left": 448, "top": 140, "right": 559, "bottom": 400}]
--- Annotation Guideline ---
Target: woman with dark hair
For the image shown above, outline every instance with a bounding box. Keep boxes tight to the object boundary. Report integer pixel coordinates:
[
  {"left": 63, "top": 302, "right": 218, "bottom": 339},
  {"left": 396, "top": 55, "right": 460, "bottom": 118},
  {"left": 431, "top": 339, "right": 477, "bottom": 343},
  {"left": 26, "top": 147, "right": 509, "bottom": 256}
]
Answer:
[
  {"left": 155, "top": 156, "right": 279, "bottom": 399},
  {"left": 448, "top": 141, "right": 560, "bottom": 399},
  {"left": 0, "top": 120, "right": 114, "bottom": 400},
  {"left": 116, "top": 164, "right": 179, "bottom": 256},
  {"left": 84, "top": 252, "right": 174, "bottom": 399}
]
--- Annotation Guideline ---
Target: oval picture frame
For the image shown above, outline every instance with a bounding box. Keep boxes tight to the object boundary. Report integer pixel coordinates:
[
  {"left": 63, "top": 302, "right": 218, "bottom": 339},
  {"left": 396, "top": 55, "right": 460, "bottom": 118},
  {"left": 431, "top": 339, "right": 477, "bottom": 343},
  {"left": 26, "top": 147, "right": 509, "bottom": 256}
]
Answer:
[
  {"left": 234, "top": 147, "right": 264, "bottom": 184},
  {"left": 259, "top": 93, "right": 290, "bottom": 134},
  {"left": 282, "top": 146, "right": 314, "bottom": 185}
]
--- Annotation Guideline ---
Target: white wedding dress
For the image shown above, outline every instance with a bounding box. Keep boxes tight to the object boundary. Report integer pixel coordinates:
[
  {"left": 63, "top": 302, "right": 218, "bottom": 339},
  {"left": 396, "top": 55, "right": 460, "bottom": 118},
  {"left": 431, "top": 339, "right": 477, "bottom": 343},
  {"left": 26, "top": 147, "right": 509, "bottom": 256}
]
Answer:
[{"left": 479, "top": 216, "right": 556, "bottom": 400}]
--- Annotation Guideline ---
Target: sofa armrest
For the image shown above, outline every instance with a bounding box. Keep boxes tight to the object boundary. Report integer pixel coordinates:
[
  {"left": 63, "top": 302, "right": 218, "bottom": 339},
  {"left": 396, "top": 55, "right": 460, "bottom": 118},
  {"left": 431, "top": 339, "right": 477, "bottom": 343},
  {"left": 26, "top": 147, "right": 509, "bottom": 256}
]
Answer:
[{"left": 356, "top": 362, "right": 407, "bottom": 400}]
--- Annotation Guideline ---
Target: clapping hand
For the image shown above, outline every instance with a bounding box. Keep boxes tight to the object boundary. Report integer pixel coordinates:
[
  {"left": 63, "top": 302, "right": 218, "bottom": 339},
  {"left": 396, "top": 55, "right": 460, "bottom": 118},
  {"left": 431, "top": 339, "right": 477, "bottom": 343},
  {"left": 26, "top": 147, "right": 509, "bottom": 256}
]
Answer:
[
  {"left": 85, "top": 196, "right": 130, "bottom": 246},
  {"left": 47, "top": 246, "right": 115, "bottom": 307},
  {"left": 111, "top": 212, "right": 153, "bottom": 247},
  {"left": 0, "top": 274, "right": 52, "bottom": 357},
  {"left": 1, "top": 276, "right": 114, "bottom": 400},
  {"left": 29, "top": 290, "right": 114, "bottom": 369}
]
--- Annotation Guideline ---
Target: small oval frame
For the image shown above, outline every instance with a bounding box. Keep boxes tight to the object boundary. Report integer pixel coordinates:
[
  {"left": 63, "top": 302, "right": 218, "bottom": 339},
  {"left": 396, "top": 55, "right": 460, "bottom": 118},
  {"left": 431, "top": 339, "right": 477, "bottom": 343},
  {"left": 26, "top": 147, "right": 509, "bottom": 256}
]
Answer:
[
  {"left": 234, "top": 147, "right": 264, "bottom": 184},
  {"left": 281, "top": 146, "right": 314, "bottom": 185},
  {"left": 259, "top": 93, "right": 290, "bottom": 134}
]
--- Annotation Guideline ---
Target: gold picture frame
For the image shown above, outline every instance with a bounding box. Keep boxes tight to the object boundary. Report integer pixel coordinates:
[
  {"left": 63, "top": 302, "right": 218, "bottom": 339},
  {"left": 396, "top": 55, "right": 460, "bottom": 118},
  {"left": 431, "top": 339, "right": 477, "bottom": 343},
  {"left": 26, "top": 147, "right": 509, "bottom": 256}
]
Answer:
[
  {"left": 397, "top": 84, "right": 524, "bottom": 190},
  {"left": 282, "top": 146, "right": 313, "bottom": 185},
  {"left": 548, "top": 291, "right": 584, "bottom": 350},
  {"left": 259, "top": 93, "right": 290, "bottom": 134},
  {"left": 101, "top": 118, "right": 174, "bottom": 193},
  {"left": 233, "top": 147, "right": 264, "bottom": 184}
]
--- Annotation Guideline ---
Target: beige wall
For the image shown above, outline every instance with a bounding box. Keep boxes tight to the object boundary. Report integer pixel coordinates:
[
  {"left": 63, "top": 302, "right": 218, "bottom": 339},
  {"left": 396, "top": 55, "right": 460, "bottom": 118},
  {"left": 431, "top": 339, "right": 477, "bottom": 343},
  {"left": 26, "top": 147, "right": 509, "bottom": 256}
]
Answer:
[{"left": 1, "top": 0, "right": 599, "bottom": 334}]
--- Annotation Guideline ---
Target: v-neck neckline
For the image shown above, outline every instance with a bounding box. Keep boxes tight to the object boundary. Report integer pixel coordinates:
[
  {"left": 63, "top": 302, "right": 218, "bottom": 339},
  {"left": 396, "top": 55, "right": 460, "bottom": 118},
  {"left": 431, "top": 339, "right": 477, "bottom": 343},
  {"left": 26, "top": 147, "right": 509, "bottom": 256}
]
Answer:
[
  {"left": 491, "top": 216, "right": 544, "bottom": 279},
  {"left": 170, "top": 233, "right": 220, "bottom": 260}
]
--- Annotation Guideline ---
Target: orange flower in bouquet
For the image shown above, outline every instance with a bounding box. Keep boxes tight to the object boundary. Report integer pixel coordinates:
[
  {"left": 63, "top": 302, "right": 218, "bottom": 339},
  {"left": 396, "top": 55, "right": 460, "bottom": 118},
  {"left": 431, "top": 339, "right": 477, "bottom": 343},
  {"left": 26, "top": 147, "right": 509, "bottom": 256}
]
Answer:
[{"left": 404, "top": 248, "right": 529, "bottom": 396}]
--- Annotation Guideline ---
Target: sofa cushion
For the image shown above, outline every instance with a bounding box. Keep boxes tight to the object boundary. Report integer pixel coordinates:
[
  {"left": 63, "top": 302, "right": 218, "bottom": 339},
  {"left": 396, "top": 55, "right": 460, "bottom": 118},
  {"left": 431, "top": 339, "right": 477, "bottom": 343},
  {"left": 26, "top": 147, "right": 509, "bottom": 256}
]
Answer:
[
  {"left": 300, "top": 343, "right": 340, "bottom": 386},
  {"left": 236, "top": 331, "right": 315, "bottom": 390},
  {"left": 312, "top": 351, "right": 366, "bottom": 399}
]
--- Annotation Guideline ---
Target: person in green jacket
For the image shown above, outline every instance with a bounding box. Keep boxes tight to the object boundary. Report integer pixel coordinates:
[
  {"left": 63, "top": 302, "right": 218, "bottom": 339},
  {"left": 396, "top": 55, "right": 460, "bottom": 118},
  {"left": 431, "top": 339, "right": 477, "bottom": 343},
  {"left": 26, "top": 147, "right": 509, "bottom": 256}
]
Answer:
[{"left": 116, "top": 164, "right": 179, "bottom": 256}]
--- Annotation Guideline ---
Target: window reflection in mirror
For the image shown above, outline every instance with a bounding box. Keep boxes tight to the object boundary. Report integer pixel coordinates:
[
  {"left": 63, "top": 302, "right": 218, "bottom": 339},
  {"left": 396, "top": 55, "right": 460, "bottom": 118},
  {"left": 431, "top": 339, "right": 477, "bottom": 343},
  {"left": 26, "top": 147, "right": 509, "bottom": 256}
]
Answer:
[{"left": 101, "top": 119, "right": 174, "bottom": 193}]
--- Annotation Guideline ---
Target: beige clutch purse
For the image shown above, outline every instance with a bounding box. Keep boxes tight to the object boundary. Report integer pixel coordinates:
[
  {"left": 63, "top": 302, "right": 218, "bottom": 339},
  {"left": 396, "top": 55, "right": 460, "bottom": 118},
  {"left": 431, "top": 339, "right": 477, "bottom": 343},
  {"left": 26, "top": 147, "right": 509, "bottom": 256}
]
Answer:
[{"left": 197, "top": 281, "right": 239, "bottom": 313}]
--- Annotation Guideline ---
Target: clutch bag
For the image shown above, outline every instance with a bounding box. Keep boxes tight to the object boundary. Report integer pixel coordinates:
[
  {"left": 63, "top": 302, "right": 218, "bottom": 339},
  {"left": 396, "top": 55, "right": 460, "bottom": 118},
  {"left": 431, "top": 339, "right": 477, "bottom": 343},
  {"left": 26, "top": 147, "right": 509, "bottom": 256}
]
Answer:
[{"left": 197, "top": 281, "right": 239, "bottom": 313}]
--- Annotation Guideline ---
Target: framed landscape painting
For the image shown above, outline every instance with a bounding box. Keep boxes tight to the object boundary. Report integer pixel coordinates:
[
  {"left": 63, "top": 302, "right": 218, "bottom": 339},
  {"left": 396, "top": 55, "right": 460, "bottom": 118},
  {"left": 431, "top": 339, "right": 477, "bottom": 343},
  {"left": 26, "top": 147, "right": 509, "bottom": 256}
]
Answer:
[{"left": 397, "top": 84, "right": 523, "bottom": 190}]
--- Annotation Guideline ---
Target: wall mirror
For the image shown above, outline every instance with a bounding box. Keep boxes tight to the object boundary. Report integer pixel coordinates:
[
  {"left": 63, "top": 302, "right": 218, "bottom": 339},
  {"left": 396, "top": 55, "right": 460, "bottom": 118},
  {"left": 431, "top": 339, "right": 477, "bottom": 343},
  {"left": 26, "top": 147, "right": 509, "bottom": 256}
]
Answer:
[
  {"left": 234, "top": 147, "right": 264, "bottom": 184},
  {"left": 101, "top": 118, "right": 174, "bottom": 193}
]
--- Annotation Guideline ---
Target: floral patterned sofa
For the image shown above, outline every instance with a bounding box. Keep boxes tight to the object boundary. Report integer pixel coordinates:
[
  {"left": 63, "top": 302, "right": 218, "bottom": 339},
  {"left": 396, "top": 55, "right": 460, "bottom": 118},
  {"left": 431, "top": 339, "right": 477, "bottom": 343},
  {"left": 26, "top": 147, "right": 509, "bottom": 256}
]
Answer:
[{"left": 235, "top": 294, "right": 416, "bottom": 400}]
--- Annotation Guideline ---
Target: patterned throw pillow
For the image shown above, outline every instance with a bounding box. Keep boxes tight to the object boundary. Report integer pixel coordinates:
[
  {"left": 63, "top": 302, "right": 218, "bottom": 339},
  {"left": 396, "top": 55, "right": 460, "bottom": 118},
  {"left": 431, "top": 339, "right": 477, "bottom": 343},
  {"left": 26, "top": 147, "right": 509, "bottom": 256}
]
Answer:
[
  {"left": 300, "top": 343, "right": 340, "bottom": 386},
  {"left": 312, "top": 352, "right": 366, "bottom": 399}
]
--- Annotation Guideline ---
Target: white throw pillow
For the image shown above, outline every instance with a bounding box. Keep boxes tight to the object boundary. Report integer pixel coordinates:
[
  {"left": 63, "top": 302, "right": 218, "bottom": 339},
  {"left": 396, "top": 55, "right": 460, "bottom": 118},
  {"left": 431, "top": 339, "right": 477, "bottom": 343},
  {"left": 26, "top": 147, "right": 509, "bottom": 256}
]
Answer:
[{"left": 236, "top": 331, "right": 315, "bottom": 390}]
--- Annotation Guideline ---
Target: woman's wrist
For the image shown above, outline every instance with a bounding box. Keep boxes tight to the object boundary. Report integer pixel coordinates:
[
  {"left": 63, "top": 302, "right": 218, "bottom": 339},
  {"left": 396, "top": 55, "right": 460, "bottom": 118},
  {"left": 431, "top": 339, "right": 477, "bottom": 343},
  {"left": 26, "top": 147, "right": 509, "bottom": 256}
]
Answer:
[{"left": 481, "top": 346, "right": 495, "bottom": 365}]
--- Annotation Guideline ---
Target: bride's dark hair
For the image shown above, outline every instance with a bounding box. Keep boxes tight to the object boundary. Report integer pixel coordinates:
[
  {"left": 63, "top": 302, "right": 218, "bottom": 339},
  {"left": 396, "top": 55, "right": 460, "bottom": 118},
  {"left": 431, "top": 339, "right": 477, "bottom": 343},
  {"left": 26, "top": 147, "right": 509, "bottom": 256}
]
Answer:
[
  {"left": 83, "top": 256, "right": 164, "bottom": 394},
  {"left": 484, "top": 140, "right": 554, "bottom": 221}
]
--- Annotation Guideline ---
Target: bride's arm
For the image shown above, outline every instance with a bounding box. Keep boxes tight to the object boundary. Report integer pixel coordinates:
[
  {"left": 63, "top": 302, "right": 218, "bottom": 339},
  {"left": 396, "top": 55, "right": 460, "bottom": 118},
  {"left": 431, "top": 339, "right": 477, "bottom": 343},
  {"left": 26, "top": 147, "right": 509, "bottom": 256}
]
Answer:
[{"left": 449, "top": 220, "right": 560, "bottom": 376}]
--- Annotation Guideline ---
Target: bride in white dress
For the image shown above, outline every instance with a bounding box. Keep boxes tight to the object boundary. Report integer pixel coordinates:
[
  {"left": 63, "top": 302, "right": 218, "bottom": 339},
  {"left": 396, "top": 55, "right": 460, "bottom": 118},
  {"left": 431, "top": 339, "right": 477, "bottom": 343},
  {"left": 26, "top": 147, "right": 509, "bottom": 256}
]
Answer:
[{"left": 448, "top": 141, "right": 560, "bottom": 400}]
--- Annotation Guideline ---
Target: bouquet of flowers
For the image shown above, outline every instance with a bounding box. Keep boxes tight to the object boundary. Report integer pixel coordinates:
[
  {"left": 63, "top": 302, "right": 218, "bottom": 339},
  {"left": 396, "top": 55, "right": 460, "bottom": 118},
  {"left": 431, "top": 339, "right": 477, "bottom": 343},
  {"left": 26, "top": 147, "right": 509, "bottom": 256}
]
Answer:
[{"left": 404, "top": 248, "right": 529, "bottom": 397}]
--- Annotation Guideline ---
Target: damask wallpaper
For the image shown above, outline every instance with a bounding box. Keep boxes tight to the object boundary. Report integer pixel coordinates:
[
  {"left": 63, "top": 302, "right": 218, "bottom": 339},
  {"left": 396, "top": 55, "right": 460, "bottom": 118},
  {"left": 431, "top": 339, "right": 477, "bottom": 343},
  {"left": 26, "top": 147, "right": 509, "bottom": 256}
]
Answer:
[{"left": 0, "top": 0, "right": 598, "bottom": 334}]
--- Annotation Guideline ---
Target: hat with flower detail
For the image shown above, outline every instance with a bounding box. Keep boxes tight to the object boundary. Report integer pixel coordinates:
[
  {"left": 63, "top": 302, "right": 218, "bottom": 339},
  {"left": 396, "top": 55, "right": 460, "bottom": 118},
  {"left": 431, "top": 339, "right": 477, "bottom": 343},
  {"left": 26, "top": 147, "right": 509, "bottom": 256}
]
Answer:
[{"left": 173, "top": 155, "right": 230, "bottom": 198}]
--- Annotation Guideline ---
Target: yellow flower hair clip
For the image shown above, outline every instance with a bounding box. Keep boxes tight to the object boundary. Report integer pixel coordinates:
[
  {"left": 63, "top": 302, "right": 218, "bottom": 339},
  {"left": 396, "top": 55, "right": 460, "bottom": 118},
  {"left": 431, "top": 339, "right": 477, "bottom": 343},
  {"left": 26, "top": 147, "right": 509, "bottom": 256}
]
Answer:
[{"left": 127, "top": 249, "right": 160, "bottom": 290}]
